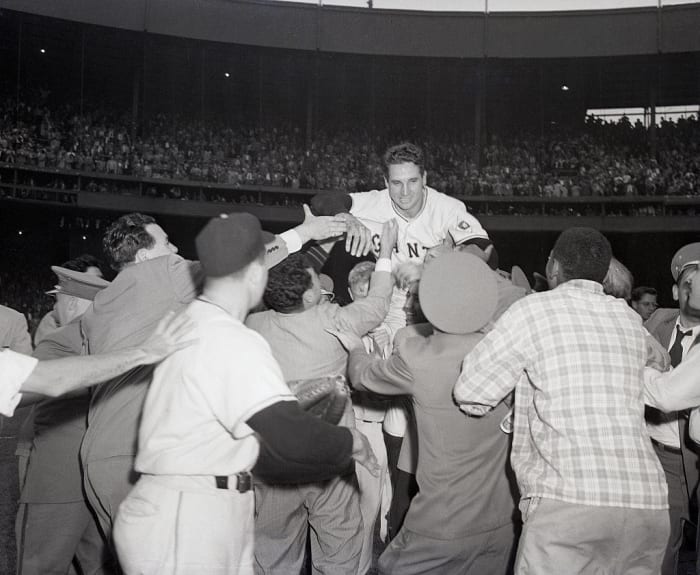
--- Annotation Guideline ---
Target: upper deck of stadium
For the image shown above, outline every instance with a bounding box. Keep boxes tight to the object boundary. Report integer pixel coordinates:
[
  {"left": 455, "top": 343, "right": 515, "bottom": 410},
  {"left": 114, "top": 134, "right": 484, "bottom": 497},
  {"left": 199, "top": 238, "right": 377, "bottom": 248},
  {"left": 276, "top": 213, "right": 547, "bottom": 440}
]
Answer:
[{"left": 2, "top": 0, "right": 699, "bottom": 59}]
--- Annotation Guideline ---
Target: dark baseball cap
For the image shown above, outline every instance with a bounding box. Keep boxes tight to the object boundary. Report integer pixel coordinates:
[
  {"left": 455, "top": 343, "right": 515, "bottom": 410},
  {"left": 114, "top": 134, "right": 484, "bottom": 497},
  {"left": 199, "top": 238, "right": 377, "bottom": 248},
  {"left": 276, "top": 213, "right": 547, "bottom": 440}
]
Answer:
[{"left": 196, "top": 212, "right": 285, "bottom": 278}]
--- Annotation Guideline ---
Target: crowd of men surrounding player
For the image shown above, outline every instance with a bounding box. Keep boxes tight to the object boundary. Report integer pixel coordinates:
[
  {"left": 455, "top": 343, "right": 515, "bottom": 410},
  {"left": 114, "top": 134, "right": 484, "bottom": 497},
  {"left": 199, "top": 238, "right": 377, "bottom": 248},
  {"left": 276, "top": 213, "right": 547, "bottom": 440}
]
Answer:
[{"left": 2, "top": 141, "right": 700, "bottom": 575}]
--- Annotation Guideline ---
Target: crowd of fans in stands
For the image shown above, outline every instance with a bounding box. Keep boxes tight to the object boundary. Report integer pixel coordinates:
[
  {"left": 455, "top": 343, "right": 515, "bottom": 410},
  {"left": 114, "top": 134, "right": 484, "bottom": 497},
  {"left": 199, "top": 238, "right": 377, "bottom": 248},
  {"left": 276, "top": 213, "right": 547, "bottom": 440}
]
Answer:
[
  {"left": 0, "top": 260, "right": 54, "bottom": 337},
  {"left": 1, "top": 97, "right": 698, "bottom": 198}
]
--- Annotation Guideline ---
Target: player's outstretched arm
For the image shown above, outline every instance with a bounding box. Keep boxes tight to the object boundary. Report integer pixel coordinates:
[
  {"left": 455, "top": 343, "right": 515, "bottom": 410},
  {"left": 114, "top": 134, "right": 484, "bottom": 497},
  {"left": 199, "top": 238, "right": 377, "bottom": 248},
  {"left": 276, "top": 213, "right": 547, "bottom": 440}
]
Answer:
[
  {"left": 308, "top": 194, "right": 373, "bottom": 257},
  {"left": 293, "top": 204, "right": 349, "bottom": 245},
  {"left": 22, "top": 311, "right": 196, "bottom": 397}
]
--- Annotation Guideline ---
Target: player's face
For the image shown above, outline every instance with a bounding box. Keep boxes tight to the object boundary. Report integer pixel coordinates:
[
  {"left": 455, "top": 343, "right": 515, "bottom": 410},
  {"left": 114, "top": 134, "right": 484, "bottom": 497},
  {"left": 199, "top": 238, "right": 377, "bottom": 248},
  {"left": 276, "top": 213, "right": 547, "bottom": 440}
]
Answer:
[
  {"left": 632, "top": 294, "right": 658, "bottom": 321},
  {"left": 348, "top": 281, "right": 369, "bottom": 301},
  {"left": 403, "top": 281, "right": 425, "bottom": 325},
  {"left": 385, "top": 162, "right": 427, "bottom": 219}
]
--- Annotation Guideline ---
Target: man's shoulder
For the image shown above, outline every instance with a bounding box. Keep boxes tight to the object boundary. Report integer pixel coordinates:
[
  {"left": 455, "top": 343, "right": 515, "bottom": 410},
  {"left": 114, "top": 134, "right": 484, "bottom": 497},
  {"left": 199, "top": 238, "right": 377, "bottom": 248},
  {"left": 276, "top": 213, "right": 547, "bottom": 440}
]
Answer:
[
  {"left": 425, "top": 186, "right": 462, "bottom": 207},
  {"left": 245, "top": 309, "right": 275, "bottom": 331},
  {"left": 491, "top": 287, "right": 551, "bottom": 325},
  {"left": 350, "top": 188, "right": 392, "bottom": 218},
  {"left": 645, "top": 308, "right": 679, "bottom": 334},
  {"left": 33, "top": 320, "right": 83, "bottom": 361},
  {"left": 0, "top": 304, "right": 26, "bottom": 324},
  {"left": 398, "top": 328, "right": 482, "bottom": 362},
  {"left": 395, "top": 323, "right": 433, "bottom": 348},
  {"left": 423, "top": 187, "right": 481, "bottom": 230},
  {"left": 494, "top": 275, "right": 529, "bottom": 321},
  {"left": 97, "top": 255, "right": 194, "bottom": 299}
]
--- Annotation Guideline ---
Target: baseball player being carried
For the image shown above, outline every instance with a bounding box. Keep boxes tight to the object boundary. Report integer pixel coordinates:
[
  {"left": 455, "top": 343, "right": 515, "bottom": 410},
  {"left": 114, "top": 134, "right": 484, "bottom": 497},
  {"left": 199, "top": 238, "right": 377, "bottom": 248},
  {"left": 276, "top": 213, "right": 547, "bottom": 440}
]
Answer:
[{"left": 311, "top": 141, "right": 489, "bottom": 336}]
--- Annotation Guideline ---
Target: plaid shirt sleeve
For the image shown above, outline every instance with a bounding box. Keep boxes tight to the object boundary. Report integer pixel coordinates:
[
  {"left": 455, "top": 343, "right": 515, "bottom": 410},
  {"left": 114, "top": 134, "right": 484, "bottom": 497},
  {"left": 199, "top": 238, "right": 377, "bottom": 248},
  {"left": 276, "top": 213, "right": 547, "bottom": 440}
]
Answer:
[{"left": 454, "top": 301, "right": 533, "bottom": 415}]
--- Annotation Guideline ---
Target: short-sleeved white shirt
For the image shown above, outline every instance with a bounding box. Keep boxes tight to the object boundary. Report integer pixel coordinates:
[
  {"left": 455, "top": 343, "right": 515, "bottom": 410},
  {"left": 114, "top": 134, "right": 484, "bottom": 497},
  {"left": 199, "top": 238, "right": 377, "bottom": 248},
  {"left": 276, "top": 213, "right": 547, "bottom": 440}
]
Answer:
[
  {"left": 350, "top": 186, "right": 486, "bottom": 268},
  {"left": 0, "top": 349, "right": 37, "bottom": 417},
  {"left": 135, "top": 299, "right": 296, "bottom": 476}
]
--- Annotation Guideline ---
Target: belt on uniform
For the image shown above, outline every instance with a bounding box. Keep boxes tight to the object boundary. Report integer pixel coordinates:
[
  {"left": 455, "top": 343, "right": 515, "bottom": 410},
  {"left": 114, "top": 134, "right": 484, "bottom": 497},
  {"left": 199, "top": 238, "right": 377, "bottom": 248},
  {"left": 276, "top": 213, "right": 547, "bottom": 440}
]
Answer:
[
  {"left": 215, "top": 472, "right": 252, "bottom": 493},
  {"left": 651, "top": 438, "right": 682, "bottom": 455}
]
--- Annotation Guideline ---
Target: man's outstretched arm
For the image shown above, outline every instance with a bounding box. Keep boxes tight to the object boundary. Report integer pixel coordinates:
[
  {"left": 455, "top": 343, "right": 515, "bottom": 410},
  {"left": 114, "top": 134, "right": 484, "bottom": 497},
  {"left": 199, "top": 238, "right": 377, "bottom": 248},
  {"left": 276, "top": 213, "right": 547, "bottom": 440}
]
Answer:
[
  {"left": 309, "top": 195, "right": 373, "bottom": 257},
  {"left": 644, "top": 346, "right": 700, "bottom": 412},
  {"left": 20, "top": 312, "right": 195, "bottom": 400}
]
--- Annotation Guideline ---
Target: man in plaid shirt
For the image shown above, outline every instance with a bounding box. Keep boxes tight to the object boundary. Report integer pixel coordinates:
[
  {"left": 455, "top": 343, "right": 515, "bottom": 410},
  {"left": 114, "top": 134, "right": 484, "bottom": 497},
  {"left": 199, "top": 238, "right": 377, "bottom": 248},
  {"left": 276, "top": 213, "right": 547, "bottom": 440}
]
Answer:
[{"left": 454, "top": 227, "right": 669, "bottom": 575}]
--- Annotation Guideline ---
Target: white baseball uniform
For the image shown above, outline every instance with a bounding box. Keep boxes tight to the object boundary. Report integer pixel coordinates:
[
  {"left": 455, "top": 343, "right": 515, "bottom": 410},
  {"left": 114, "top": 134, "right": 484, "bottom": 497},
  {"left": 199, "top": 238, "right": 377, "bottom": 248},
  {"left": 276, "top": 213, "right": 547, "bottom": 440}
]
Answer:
[
  {"left": 350, "top": 186, "right": 485, "bottom": 266},
  {"left": 113, "top": 299, "right": 296, "bottom": 575}
]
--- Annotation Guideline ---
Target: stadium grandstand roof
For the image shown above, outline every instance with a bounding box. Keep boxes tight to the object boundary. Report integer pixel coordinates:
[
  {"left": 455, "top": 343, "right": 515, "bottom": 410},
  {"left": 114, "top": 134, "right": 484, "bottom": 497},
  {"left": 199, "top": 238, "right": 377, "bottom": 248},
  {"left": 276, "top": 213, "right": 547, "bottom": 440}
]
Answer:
[
  {"left": 1, "top": 0, "right": 699, "bottom": 58},
  {"left": 277, "top": 0, "right": 698, "bottom": 11}
]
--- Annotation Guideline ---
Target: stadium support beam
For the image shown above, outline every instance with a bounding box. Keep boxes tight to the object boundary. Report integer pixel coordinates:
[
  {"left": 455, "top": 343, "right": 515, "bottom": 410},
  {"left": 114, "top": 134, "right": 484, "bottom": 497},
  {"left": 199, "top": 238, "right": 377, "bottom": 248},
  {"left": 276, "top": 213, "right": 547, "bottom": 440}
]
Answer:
[
  {"left": 649, "top": 59, "right": 657, "bottom": 155},
  {"left": 474, "top": 59, "right": 486, "bottom": 170}
]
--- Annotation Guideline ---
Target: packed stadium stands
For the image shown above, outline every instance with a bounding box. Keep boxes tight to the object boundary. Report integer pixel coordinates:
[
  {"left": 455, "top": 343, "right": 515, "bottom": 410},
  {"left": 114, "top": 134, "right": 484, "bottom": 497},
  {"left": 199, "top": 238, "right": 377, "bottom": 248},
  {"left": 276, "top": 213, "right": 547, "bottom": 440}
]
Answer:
[{"left": 1, "top": 97, "right": 698, "bottom": 200}]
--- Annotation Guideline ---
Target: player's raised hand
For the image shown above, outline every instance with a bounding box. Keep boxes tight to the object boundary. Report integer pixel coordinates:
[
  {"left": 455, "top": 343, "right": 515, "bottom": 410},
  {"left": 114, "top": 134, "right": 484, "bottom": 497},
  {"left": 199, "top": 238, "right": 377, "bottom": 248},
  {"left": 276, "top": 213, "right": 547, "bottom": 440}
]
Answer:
[
  {"left": 296, "top": 204, "right": 349, "bottom": 244},
  {"left": 334, "top": 213, "right": 372, "bottom": 257}
]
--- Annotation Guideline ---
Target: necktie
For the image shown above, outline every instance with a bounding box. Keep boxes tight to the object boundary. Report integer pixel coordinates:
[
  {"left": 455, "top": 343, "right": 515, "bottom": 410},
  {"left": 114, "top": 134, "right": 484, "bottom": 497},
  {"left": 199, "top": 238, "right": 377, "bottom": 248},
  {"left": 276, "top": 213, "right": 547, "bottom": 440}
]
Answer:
[{"left": 669, "top": 326, "right": 691, "bottom": 368}]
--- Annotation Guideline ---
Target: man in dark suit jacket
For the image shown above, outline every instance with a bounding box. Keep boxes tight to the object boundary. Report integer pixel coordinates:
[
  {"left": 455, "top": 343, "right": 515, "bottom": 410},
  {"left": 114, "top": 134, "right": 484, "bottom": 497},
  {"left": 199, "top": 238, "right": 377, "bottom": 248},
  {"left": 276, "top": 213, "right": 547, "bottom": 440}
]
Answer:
[
  {"left": 329, "top": 253, "right": 519, "bottom": 575},
  {"left": 645, "top": 242, "right": 700, "bottom": 575}
]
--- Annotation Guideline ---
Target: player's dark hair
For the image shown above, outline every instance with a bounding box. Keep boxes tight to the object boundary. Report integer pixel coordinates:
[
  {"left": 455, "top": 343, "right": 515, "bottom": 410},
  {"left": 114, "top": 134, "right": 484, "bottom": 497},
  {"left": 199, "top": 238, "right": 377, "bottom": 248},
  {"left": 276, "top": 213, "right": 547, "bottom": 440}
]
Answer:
[
  {"left": 631, "top": 286, "right": 657, "bottom": 303},
  {"left": 264, "top": 253, "right": 314, "bottom": 313},
  {"left": 61, "top": 254, "right": 103, "bottom": 274},
  {"left": 551, "top": 227, "right": 612, "bottom": 283},
  {"left": 382, "top": 142, "right": 425, "bottom": 177},
  {"left": 103, "top": 213, "right": 157, "bottom": 271}
]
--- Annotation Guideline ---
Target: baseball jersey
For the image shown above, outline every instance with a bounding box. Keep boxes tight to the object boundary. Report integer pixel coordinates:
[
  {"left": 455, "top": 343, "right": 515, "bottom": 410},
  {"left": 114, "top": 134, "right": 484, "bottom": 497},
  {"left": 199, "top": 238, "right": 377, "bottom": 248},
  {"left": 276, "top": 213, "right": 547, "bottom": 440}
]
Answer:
[
  {"left": 349, "top": 186, "right": 486, "bottom": 267},
  {"left": 135, "top": 299, "right": 296, "bottom": 477},
  {"left": 350, "top": 186, "right": 486, "bottom": 334},
  {"left": 0, "top": 349, "right": 37, "bottom": 417}
]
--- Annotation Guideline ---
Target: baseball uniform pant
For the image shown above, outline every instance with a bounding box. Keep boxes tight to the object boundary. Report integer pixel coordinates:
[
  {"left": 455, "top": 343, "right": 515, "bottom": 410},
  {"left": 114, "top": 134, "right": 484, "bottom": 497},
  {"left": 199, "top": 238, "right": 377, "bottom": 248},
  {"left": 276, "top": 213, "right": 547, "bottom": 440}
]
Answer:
[
  {"left": 16, "top": 500, "right": 111, "bottom": 575},
  {"left": 114, "top": 474, "right": 255, "bottom": 575},
  {"left": 355, "top": 419, "right": 390, "bottom": 575},
  {"left": 514, "top": 497, "right": 669, "bottom": 575},
  {"left": 379, "top": 522, "right": 516, "bottom": 575},
  {"left": 253, "top": 474, "right": 362, "bottom": 575}
]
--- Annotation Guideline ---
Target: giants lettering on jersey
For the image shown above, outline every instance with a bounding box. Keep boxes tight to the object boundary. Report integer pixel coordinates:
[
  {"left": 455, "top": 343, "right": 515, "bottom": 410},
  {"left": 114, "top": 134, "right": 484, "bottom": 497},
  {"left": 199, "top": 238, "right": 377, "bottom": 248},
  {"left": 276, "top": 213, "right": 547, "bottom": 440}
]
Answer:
[{"left": 371, "top": 234, "right": 430, "bottom": 260}]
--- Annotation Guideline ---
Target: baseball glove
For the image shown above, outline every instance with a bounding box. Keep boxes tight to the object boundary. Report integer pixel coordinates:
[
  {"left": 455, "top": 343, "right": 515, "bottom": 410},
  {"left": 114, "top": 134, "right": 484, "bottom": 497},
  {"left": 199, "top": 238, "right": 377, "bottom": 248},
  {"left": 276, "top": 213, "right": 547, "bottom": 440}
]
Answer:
[{"left": 287, "top": 375, "right": 350, "bottom": 425}]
